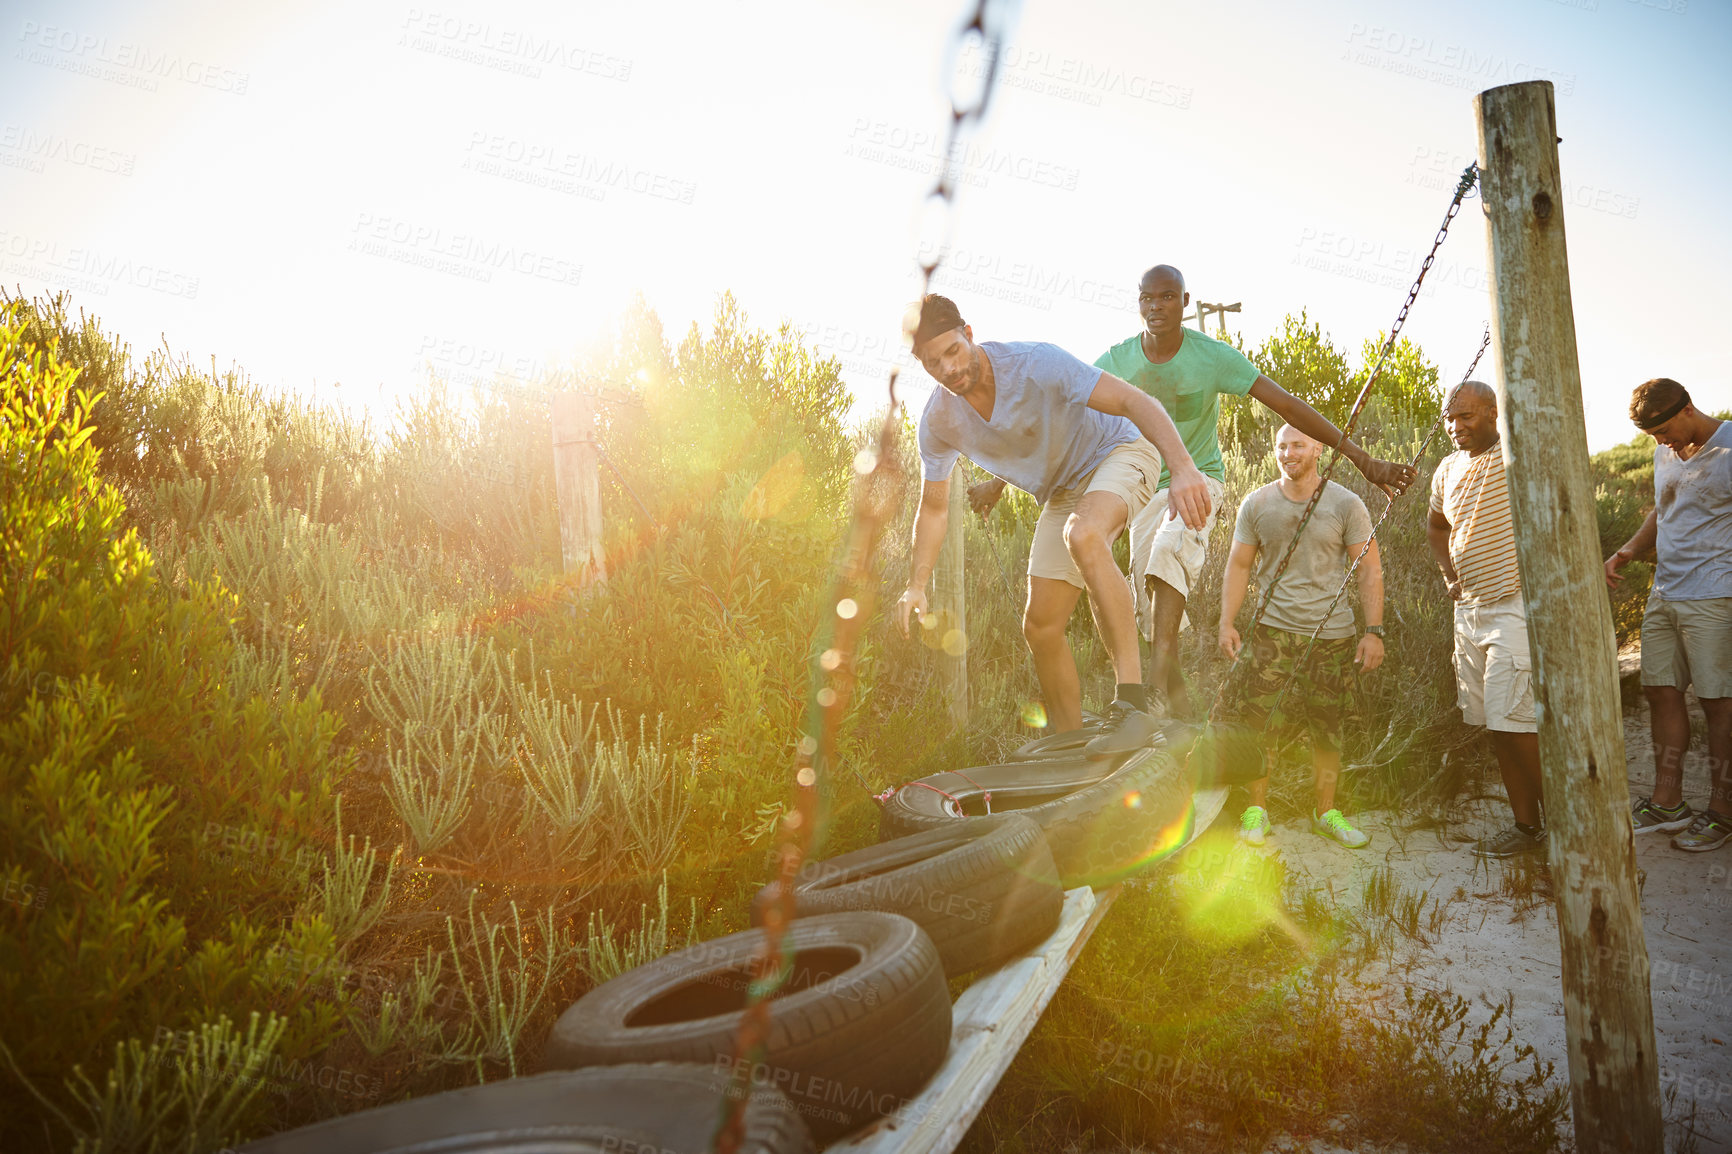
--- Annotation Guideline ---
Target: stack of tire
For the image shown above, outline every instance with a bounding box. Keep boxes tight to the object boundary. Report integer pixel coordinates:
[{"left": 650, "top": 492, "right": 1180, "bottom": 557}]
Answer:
[{"left": 238, "top": 722, "right": 1255, "bottom": 1152}]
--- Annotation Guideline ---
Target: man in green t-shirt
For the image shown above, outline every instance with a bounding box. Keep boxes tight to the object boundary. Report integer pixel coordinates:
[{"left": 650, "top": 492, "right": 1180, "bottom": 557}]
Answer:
[{"left": 972, "top": 264, "right": 1415, "bottom": 717}]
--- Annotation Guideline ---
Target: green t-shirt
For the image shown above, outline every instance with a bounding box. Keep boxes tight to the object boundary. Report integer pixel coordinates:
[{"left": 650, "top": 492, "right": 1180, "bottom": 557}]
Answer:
[{"left": 1094, "top": 328, "right": 1260, "bottom": 487}]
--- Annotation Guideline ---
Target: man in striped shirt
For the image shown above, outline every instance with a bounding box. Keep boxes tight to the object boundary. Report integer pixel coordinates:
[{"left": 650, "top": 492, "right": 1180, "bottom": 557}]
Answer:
[{"left": 1428, "top": 380, "right": 1544, "bottom": 858}]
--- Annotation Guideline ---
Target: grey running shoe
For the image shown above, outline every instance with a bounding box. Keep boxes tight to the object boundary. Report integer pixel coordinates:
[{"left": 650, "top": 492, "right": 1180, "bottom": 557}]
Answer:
[
  {"left": 1631, "top": 796, "right": 1694, "bottom": 835},
  {"left": 1473, "top": 823, "right": 1547, "bottom": 859},
  {"left": 1239, "top": 805, "right": 1270, "bottom": 846},
  {"left": 1312, "top": 808, "right": 1370, "bottom": 849},
  {"left": 1083, "top": 700, "right": 1158, "bottom": 758},
  {"left": 1672, "top": 811, "right": 1732, "bottom": 853}
]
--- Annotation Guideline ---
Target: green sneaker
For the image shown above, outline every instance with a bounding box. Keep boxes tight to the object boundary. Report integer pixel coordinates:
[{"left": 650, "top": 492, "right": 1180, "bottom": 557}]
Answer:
[
  {"left": 1239, "top": 805, "right": 1270, "bottom": 846},
  {"left": 1672, "top": 810, "right": 1732, "bottom": 853},
  {"left": 1631, "top": 796, "right": 1694, "bottom": 835},
  {"left": 1312, "top": 808, "right": 1370, "bottom": 848}
]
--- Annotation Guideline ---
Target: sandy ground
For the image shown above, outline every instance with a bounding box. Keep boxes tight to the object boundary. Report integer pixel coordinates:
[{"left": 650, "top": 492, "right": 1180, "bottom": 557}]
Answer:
[{"left": 1243, "top": 652, "right": 1732, "bottom": 1153}]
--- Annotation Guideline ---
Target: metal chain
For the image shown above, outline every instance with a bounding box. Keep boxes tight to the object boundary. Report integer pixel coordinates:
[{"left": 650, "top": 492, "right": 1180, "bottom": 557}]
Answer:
[
  {"left": 710, "top": 5, "right": 1018, "bottom": 1150},
  {"left": 1201, "top": 161, "right": 1480, "bottom": 727},
  {"left": 1253, "top": 325, "right": 1491, "bottom": 732}
]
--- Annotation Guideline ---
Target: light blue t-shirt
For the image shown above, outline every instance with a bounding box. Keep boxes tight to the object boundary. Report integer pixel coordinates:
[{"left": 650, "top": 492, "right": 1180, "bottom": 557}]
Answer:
[
  {"left": 1654, "top": 420, "right": 1732, "bottom": 601},
  {"left": 917, "top": 341, "right": 1137, "bottom": 506}
]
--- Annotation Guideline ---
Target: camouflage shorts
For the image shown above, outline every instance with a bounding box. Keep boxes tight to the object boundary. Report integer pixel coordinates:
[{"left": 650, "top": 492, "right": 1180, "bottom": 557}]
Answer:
[{"left": 1227, "top": 626, "right": 1356, "bottom": 752}]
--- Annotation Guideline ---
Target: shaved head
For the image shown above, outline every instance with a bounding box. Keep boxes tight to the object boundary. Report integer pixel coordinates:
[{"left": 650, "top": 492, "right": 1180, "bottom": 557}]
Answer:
[
  {"left": 1444, "top": 379, "right": 1497, "bottom": 411},
  {"left": 1140, "top": 264, "right": 1186, "bottom": 292}
]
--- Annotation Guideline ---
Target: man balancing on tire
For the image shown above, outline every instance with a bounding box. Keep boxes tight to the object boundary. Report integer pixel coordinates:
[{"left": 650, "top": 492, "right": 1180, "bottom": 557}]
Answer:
[
  {"left": 896, "top": 293, "right": 1211, "bottom": 756},
  {"left": 969, "top": 265, "right": 1416, "bottom": 716}
]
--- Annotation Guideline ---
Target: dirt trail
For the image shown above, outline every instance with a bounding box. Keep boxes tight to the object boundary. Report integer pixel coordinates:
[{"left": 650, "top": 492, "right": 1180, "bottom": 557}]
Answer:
[{"left": 1260, "top": 655, "right": 1732, "bottom": 1152}]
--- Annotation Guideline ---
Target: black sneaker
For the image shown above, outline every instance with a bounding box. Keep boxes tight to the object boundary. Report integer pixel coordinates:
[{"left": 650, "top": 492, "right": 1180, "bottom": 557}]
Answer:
[
  {"left": 1473, "top": 823, "right": 1547, "bottom": 859},
  {"left": 1083, "top": 700, "right": 1157, "bottom": 758}
]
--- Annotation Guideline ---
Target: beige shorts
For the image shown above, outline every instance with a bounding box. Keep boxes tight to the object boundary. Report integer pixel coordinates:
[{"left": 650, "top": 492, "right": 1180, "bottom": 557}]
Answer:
[
  {"left": 1641, "top": 595, "right": 1732, "bottom": 700},
  {"left": 1028, "top": 439, "right": 1162, "bottom": 588},
  {"left": 1453, "top": 594, "right": 1537, "bottom": 733},
  {"left": 1129, "top": 475, "right": 1228, "bottom": 638}
]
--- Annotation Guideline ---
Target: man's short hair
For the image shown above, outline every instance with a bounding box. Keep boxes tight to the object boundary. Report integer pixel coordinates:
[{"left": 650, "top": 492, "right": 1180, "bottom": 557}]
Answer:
[
  {"left": 1631, "top": 378, "right": 1691, "bottom": 430},
  {"left": 911, "top": 294, "right": 966, "bottom": 349}
]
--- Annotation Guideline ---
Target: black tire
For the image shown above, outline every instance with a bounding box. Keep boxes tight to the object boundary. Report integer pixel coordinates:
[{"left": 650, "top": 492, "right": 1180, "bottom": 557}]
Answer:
[
  {"left": 543, "top": 912, "right": 951, "bottom": 1142},
  {"left": 876, "top": 753, "right": 1129, "bottom": 842},
  {"left": 878, "top": 747, "right": 1203, "bottom": 888},
  {"left": 234, "top": 1064, "right": 813, "bottom": 1154},
  {"left": 1007, "top": 715, "right": 1106, "bottom": 761},
  {"left": 750, "top": 814, "right": 1063, "bottom": 976}
]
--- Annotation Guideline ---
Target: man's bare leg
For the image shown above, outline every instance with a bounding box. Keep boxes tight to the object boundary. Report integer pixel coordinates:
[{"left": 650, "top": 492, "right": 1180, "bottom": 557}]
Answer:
[
  {"left": 1490, "top": 730, "right": 1544, "bottom": 827},
  {"left": 1023, "top": 575, "right": 1085, "bottom": 733},
  {"left": 1647, "top": 684, "right": 1692, "bottom": 809},
  {"left": 1063, "top": 491, "right": 1139, "bottom": 685},
  {"left": 1149, "top": 577, "right": 1191, "bottom": 717},
  {"left": 1703, "top": 696, "right": 1732, "bottom": 814}
]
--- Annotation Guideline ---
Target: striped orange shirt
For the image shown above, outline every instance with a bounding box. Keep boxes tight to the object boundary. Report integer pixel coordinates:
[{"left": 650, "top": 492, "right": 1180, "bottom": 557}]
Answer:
[{"left": 1430, "top": 445, "right": 1523, "bottom": 605}]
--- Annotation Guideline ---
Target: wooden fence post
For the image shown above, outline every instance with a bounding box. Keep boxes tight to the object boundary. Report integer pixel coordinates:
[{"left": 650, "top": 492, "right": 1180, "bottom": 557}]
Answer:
[
  {"left": 934, "top": 477, "right": 969, "bottom": 729},
  {"left": 1475, "top": 79, "right": 1662, "bottom": 1152},
  {"left": 551, "top": 390, "right": 607, "bottom": 585}
]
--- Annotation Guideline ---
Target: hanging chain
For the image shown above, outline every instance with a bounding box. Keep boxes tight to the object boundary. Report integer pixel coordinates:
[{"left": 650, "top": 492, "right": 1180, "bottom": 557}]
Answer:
[
  {"left": 710, "top": 5, "right": 1018, "bottom": 1150},
  {"left": 1253, "top": 324, "right": 1491, "bottom": 732},
  {"left": 1200, "top": 161, "right": 1480, "bottom": 727}
]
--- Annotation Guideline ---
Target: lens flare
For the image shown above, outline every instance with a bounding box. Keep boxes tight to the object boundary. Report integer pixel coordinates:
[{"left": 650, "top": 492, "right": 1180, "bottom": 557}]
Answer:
[{"left": 1020, "top": 701, "right": 1047, "bottom": 728}]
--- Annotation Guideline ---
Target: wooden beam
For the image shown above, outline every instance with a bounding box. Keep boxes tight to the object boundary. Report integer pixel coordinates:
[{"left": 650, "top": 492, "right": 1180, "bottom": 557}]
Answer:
[
  {"left": 550, "top": 391, "right": 607, "bottom": 584},
  {"left": 829, "top": 884, "right": 1119, "bottom": 1154},
  {"left": 1475, "top": 79, "right": 1662, "bottom": 1152},
  {"left": 934, "top": 477, "right": 968, "bottom": 730}
]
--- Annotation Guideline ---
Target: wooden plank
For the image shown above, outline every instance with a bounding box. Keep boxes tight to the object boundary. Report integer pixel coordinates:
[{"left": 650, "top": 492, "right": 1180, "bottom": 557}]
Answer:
[
  {"left": 830, "top": 884, "right": 1119, "bottom": 1154},
  {"left": 550, "top": 391, "right": 606, "bottom": 584},
  {"left": 1475, "top": 79, "right": 1661, "bottom": 1151}
]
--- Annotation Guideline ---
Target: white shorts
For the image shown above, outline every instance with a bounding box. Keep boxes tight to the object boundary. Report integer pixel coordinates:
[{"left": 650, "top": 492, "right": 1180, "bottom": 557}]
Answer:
[
  {"left": 1128, "top": 475, "right": 1228, "bottom": 639},
  {"left": 1453, "top": 595, "right": 1538, "bottom": 733}
]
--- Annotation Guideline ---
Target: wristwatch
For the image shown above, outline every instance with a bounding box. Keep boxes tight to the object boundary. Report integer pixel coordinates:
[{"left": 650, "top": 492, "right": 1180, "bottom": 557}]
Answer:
[{"left": 1364, "top": 625, "right": 1385, "bottom": 637}]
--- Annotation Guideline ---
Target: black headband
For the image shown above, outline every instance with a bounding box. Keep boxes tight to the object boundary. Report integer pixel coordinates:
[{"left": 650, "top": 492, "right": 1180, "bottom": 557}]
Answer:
[{"left": 1637, "top": 395, "right": 1689, "bottom": 431}]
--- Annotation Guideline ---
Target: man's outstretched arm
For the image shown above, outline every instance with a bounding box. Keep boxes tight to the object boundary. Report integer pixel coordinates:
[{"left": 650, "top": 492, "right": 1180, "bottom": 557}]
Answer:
[{"left": 1247, "top": 375, "right": 1417, "bottom": 497}]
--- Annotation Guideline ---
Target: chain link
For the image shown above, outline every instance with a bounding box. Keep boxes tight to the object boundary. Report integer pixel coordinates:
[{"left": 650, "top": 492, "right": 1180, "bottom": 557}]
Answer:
[{"left": 710, "top": 6, "right": 1018, "bottom": 1150}]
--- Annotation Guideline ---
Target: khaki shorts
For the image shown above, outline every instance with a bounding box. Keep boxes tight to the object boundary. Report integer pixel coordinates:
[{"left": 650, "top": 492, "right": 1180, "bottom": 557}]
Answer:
[
  {"left": 1453, "top": 594, "right": 1537, "bottom": 733},
  {"left": 1028, "top": 439, "right": 1162, "bottom": 588},
  {"left": 1641, "top": 595, "right": 1732, "bottom": 700},
  {"left": 1129, "top": 475, "right": 1228, "bottom": 638}
]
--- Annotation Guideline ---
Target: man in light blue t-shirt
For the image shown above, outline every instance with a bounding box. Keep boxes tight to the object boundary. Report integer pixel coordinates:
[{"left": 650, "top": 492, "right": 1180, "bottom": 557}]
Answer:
[
  {"left": 897, "top": 294, "right": 1211, "bottom": 755},
  {"left": 968, "top": 265, "right": 1416, "bottom": 717},
  {"left": 1606, "top": 378, "right": 1732, "bottom": 852}
]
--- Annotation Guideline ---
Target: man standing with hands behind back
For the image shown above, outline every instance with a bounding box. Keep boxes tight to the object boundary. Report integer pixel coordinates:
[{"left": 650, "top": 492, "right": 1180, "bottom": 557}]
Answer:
[{"left": 1428, "top": 380, "right": 1545, "bottom": 858}]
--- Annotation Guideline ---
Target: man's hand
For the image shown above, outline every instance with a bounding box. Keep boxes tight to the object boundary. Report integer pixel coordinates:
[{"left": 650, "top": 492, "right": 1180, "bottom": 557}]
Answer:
[
  {"left": 1357, "top": 454, "right": 1417, "bottom": 499},
  {"left": 1442, "top": 574, "right": 1464, "bottom": 601},
  {"left": 1356, "top": 633, "right": 1385, "bottom": 672},
  {"left": 1166, "top": 464, "right": 1213, "bottom": 530},
  {"left": 1218, "top": 623, "right": 1242, "bottom": 661},
  {"left": 968, "top": 478, "right": 1007, "bottom": 520},
  {"left": 1605, "top": 548, "right": 1635, "bottom": 589},
  {"left": 896, "top": 587, "right": 929, "bottom": 638}
]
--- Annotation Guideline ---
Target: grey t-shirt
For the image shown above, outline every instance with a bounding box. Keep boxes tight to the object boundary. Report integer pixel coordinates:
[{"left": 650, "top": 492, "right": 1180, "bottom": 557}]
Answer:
[
  {"left": 1654, "top": 420, "right": 1732, "bottom": 601},
  {"left": 917, "top": 341, "right": 1137, "bottom": 506},
  {"left": 1233, "top": 480, "right": 1374, "bottom": 639}
]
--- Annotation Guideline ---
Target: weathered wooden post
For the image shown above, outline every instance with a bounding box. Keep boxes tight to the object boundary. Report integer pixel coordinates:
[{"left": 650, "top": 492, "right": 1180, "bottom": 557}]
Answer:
[
  {"left": 933, "top": 476, "right": 969, "bottom": 729},
  {"left": 551, "top": 389, "right": 607, "bottom": 585},
  {"left": 1475, "top": 79, "right": 1662, "bottom": 1152}
]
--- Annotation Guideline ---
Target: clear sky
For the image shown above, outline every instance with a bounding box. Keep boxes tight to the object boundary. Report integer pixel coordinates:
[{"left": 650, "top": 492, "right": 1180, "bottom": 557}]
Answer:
[{"left": 2, "top": 0, "right": 1725, "bottom": 448}]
